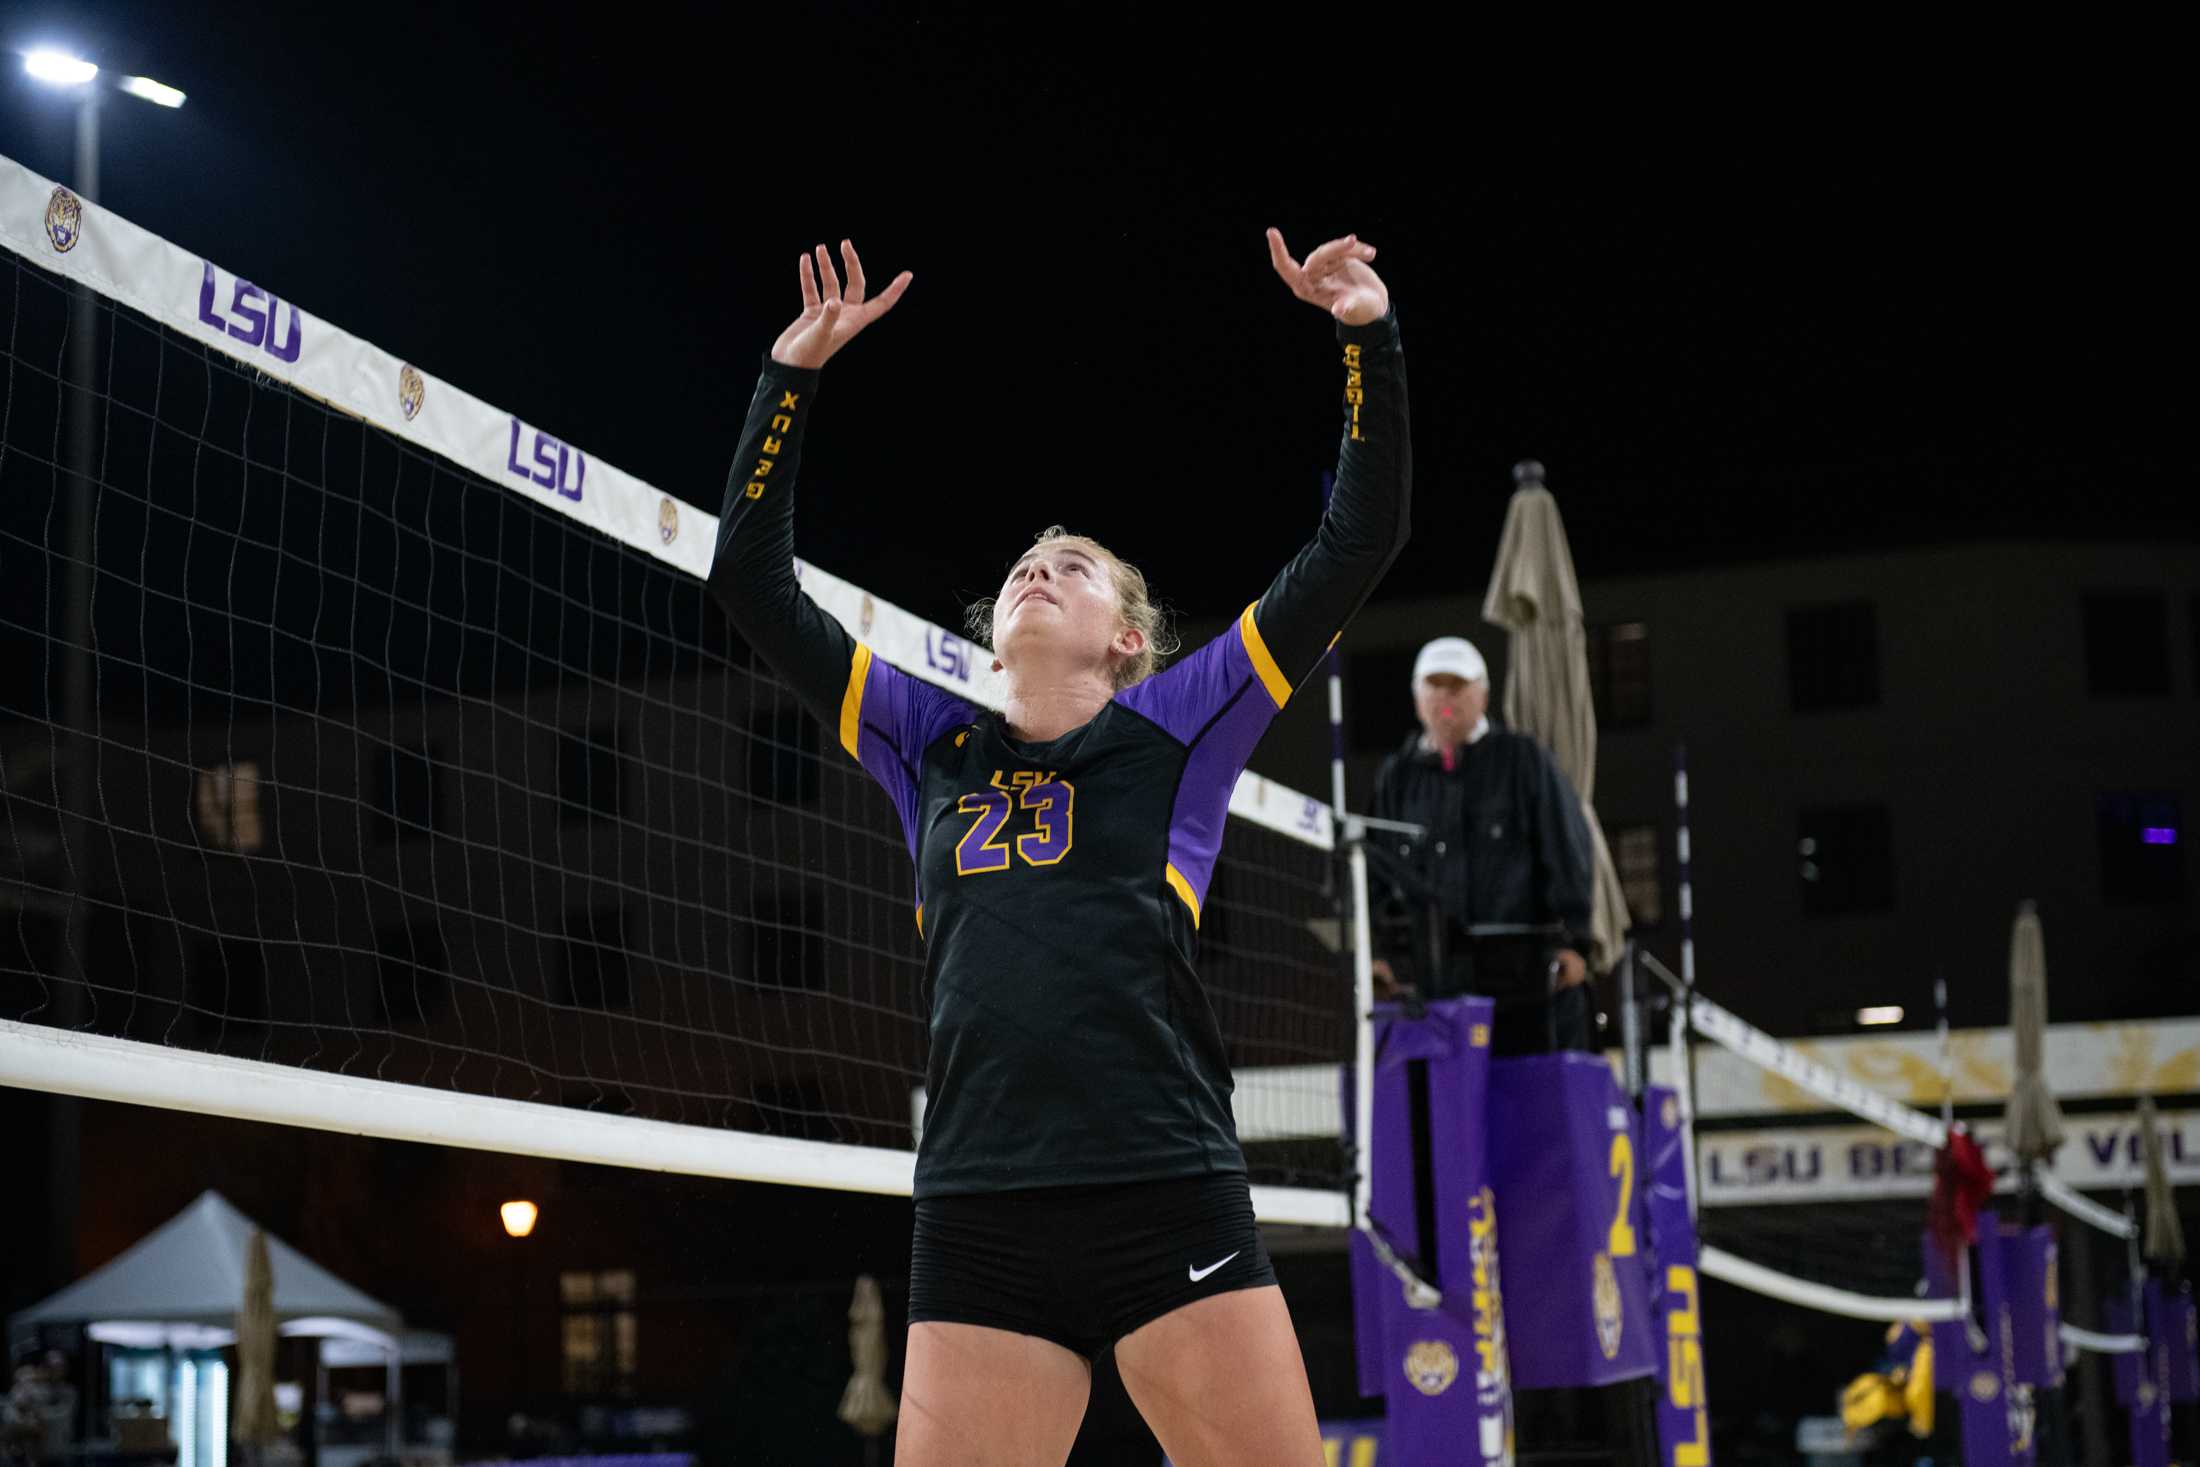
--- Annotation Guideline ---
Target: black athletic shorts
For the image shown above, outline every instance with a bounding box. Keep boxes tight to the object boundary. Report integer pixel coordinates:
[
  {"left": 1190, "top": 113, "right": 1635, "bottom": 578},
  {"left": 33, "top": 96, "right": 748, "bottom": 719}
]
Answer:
[{"left": 907, "top": 1172, "right": 1278, "bottom": 1360}]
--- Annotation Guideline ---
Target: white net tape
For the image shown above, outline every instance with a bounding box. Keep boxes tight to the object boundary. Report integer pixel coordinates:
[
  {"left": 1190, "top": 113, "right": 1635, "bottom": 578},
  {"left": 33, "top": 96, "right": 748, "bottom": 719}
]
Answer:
[
  {"left": 1641, "top": 959, "right": 2149, "bottom": 1359},
  {"left": 1680, "top": 985, "right": 2137, "bottom": 1240}
]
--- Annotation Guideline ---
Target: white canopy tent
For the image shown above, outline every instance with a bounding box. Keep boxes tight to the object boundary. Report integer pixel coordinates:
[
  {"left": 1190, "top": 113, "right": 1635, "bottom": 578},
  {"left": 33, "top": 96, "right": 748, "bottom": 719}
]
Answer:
[
  {"left": 10, "top": 1190, "right": 410, "bottom": 1460},
  {"left": 10, "top": 1190, "right": 403, "bottom": 1342}
]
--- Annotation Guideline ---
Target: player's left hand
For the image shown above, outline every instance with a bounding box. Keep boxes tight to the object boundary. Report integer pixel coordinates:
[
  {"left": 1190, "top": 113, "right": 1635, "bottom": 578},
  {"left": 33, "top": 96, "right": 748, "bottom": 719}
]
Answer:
[
  {"left": 1266, "top": 229, "right": 1389, "bottom": 325},
  {"left": 1552, "top": 949, "right": 1589, "bottom": 988}
]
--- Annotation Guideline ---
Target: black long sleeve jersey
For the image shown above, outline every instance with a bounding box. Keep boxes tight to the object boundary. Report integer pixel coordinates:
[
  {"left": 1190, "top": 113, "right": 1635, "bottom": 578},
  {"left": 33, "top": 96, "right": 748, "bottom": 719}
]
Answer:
[{"left": 708, "top": 313, "right": 1409, "bottom": 1198}]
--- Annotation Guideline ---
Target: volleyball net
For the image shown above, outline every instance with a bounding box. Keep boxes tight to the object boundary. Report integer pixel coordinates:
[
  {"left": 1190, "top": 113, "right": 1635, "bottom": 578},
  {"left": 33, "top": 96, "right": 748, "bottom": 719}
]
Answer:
[
  {"left": 1635, "top": 953, "right": 2146, "bottom": 1342},
  {"left": 0, "top": 150, "right": 1351, "bottom": 1225}
]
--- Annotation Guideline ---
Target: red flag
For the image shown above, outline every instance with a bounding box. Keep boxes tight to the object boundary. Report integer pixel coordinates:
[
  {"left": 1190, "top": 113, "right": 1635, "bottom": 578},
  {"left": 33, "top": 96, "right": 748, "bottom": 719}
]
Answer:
[{"left": 1926, "top": 1125, "right": 1995, "bottom": 1264}]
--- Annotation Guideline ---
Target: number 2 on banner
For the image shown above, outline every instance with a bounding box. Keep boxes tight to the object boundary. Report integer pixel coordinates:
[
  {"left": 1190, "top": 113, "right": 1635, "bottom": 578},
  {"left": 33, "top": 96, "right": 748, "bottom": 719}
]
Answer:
[{"left": 1608, "top": 1133, "right": 1638, "bottom": 1259}]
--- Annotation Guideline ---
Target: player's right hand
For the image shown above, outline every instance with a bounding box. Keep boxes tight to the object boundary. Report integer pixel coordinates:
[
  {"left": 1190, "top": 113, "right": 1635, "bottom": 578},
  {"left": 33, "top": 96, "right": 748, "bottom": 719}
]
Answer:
[{"left": 770, "top": 240, "right": 912, "bottom": 370}]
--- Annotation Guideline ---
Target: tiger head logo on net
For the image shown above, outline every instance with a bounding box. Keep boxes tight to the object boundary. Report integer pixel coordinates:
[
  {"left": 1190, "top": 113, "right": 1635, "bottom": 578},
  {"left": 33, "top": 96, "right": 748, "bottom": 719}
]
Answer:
[
  {"left": 45, "top": 187, "right": 83, "bottom": 253},
  {"left": 397, "top": 365, "right": 426, "bottom": 422}
]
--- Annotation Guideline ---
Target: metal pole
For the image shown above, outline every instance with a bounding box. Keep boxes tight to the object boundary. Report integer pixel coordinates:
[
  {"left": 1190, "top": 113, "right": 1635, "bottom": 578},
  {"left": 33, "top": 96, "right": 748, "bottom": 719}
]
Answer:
[
  {"left": 1934, "top": 975, "right": 1953, "bottom": 1131},
  {"left": 1669, "top": 987, "right": 1699, "bottom": 1225},
  {"left": 1673, "top": 743, "right": 1695, "bottom": 987},
  {"left": 1619, "top": 939, "right": 1643, "bottom": 1100},
  {"left": 1349, "top": 839, "right": 1377, "bottom": 1237},
  {"left": 48, "top": 83, "right": 101, "bottom": 1297}
]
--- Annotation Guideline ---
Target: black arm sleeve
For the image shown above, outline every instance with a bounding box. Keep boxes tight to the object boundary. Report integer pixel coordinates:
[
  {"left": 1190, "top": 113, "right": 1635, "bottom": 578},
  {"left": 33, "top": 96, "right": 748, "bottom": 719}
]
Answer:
[
  {"left": 1525, "top": 745, "right": 1596, "bottom": 945},
  {"left": 705, "top": 358, "right": 854, "bottom": 730},
  {"left": 1249, "top": 311, "right": 1411, "bottom": 689}
]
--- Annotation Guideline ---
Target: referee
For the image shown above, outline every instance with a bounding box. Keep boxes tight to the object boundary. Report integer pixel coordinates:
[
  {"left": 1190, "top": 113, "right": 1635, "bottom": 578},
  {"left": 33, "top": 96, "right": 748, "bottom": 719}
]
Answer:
[{"left": 1370, "top": 635, "right": 1597, "bottom": 1054}]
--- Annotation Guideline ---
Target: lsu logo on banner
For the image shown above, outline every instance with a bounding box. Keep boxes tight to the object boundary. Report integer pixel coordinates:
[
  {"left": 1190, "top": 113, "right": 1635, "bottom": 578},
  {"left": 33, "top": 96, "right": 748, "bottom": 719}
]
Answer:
[
  {"left": 1404, "top": 1340, "right": 1459, "bottom": 1396},
  {"left": 1592, "top": 1252, "right": 1624, "bottom": 1360},
  {"left": 1665, "top": 1265, "right": 1711, "bottom": 1466},
  {"left": 658, "top": 496, "right": 679, "bottom": 546},
  {"left": 1468, "top": 1188, "right": 1516, "bottom": 1464},
  {"left": 507, "top": 417, "right": 585, "bottom": 503},
  {"left": 197, "top": 262, "right": 302, "bottom": 363}
]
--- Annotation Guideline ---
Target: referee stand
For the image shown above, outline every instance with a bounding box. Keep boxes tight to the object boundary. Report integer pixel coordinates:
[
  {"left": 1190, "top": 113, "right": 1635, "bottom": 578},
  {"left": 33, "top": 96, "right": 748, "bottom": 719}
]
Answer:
[{"left": 1346, "top": 816, "right": 1676, "bottom": 1466}]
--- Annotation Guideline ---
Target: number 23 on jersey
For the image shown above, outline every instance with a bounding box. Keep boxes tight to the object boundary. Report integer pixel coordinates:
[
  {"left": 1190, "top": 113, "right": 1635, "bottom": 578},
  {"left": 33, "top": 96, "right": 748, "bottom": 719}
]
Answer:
[{"left": 954, "top": 769, "right": 1075, "bottom": 875}]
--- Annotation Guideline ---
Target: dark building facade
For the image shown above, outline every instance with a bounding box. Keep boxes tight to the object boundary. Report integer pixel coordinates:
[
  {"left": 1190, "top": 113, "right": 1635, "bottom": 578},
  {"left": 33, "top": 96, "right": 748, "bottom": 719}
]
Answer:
[{"left": 1231, "top": 539, "right": 2200, "bottom": 1035}]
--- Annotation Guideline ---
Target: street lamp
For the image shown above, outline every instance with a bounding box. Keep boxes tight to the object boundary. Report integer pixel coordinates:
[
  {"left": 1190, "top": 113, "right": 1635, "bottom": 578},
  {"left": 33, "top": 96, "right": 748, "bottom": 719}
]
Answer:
[{"left": 20, "top": 41, "right": 186, "bottom": 1291}]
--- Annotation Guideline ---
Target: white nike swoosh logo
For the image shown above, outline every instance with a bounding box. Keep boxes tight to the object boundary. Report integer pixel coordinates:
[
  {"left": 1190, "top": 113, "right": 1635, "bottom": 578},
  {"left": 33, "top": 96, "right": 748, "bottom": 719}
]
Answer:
[{"left": 1188, "top": 1251, "right": 1240, "bottom": 1283}]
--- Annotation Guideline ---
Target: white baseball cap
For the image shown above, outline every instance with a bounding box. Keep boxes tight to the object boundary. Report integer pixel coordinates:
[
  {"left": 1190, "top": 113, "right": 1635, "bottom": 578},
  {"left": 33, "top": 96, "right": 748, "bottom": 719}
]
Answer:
[{"left": 1412, "top": 636, "right": 1487, "bottom": 687}]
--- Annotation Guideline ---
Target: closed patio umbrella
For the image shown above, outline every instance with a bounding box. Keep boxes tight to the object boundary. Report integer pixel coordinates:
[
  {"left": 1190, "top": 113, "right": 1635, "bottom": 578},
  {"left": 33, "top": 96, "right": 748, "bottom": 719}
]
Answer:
[
  {"left": 1480, "top": 461, "right": 1630, "bottom": 973},
  {"left": 233, "top": 1229, "right": 280, "bottom": 1459},
  {"left": 2001, "top": 901, "right": 2064, "bottom": 1172},
  {"left": 837, "top": 1274, "right": 897, "bottom": 1461},
  {"left": 2139, "top": 1095, "right": 2184, "bottom": 1273}
]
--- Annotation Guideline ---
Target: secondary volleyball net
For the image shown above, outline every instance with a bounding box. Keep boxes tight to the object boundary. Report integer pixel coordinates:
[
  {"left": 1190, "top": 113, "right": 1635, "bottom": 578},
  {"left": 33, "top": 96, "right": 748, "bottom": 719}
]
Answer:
[
  {"left": 1634, "top": 953, "right": 2145, "bottom": 1355},
  {"left": 0, "top": 151, "right": 1350, "bottom": 1225}
]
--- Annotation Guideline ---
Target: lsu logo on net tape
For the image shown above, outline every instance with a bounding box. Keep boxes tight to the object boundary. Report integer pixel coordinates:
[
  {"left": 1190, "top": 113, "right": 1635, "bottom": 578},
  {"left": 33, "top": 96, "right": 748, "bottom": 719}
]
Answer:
[
  {"left": 398, "top": 365, "right": 426, "bottom": 422},
  {"left": 46, "top": 187, "right": 83, "bottom": 253}
]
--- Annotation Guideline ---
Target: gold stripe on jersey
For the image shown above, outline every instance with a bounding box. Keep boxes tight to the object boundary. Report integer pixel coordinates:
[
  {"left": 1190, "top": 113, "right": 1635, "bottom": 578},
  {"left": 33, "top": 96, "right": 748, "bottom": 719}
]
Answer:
[
  {"left": 1239, "top": 603, "right": 1292, "bottom": 709},
  {"left": 1163, "top": 863, "right": 1202, "bottom": 926},
  {"left": 839, "top": 643, "right": 873, "bottom": 759}
]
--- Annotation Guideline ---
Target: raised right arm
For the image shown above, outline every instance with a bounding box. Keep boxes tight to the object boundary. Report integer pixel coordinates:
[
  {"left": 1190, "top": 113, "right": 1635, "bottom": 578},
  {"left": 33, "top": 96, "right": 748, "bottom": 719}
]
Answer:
[{"left": 705, "top": 358, "right": 849, "bottom": 729}]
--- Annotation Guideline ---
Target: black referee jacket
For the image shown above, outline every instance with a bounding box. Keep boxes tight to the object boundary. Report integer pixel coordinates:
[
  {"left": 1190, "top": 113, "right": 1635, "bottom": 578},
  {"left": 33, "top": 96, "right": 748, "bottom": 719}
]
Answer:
[{"left": 1369, "top": 725, "right": 1595, "bottom": 963}]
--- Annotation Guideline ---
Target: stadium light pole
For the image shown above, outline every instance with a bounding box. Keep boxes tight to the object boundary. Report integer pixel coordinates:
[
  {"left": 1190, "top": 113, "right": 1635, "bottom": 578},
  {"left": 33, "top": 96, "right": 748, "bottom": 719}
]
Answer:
[{"left": 21, "top": 43, "right": 186, "bottom": 1295}]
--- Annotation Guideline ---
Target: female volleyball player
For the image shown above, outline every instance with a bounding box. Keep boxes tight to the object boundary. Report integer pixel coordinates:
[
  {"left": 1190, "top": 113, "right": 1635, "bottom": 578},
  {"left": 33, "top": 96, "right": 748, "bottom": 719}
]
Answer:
[{"left": 709, "top": 229, "right": 1405, "bottom": 1467}]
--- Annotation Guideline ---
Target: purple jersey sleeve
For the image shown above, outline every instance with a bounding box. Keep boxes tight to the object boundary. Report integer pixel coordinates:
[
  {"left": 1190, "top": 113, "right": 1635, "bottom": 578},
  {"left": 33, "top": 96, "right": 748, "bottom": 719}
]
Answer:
[
  {"left": 840, "top": 646, "right": 978, "bottom": 856},
  {"left": 1114, "top": 609, "right": 1289, "bottom": 924}
]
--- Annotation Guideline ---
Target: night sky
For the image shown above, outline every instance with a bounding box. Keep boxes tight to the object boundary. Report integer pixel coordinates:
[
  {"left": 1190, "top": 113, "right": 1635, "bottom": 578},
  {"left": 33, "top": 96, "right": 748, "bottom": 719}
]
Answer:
[{"left": 3, "top": 5, "right": 2186, "bottom": 637}]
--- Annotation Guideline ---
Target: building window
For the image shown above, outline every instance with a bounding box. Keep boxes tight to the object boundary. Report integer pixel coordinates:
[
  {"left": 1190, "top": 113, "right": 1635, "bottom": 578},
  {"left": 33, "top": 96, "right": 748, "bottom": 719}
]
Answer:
[
  {"left": 1615, "top": 824, "right": 1662, "bottom": 927},
  {"left": 560, "top": 907, "right": 632, "bottom": 1011},
  {"left": 560, "top": 722, "right": 624, "bottom": 823},
  {"left": 194, "top": 762, "right": 265, "bottom": 853},
  {"left": 1797, "top": 805, "right": 1894, "bottom": 916},
  {"left": 374, "top": 743, "right": 441, "bottom": 843},
  {"left": 1588, "top": 623, "right": 1653, "bottom": 729},
  {"left": 2082, "top": 591, "right": 2171, "bottom": 698},
  {"left": 1786, "top": 602, "right": 1880, "bottom": 712},
  {"left": 2097, "top": 792, "right": 2184, "bottom": 905},
  {"left": 560, "top": 1269, "right": 636, "bottom": 1397}
]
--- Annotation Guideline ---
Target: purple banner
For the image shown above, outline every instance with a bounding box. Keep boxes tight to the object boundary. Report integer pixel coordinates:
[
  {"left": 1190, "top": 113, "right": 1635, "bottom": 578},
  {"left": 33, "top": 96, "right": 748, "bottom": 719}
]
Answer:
[
  {"left": 1487, "top": 1053, "right": 1657, "bottom": 1388},
  {"left": 1997, "top": 1221, "right": 2060, "bottom": 1389},
  {"left": 1347, "top": 996, "right": 1514, "bottom": 1463},
  {"left": 2156, "top": 1279, "right": 2199, "bottom": 1403},
  {"left": 2108, "top": 1294, "right": 2172, "bottom": 1467},
  {"left": 1971, "top": 1212, "right": 2037, "bottom": 1465},
  {"left": 1640, "top": 1087, "right": 1712, "bottom": 1466},
  {"left": 1922, "top": 1222, "right": 2034, "bottom": 1467}
]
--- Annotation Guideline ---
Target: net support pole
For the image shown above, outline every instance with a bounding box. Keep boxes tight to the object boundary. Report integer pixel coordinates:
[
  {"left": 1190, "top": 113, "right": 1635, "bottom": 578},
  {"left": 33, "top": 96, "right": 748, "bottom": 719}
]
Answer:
[
  {"left": 49, "top": 89, "right": 102, "bottom": 1295},
  {"left": 1673, "top": 743, "right": 1695, "bottom": 987},
  {"left": 1670, "top": 983, "right": 1699, "bottom": 1225},
  {"left": 1349, "top": 837, "right": 1377, "bottom": 1239},
  {"left": 1619, "top": 939, "right": 1644, "bottom": 1100}
]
